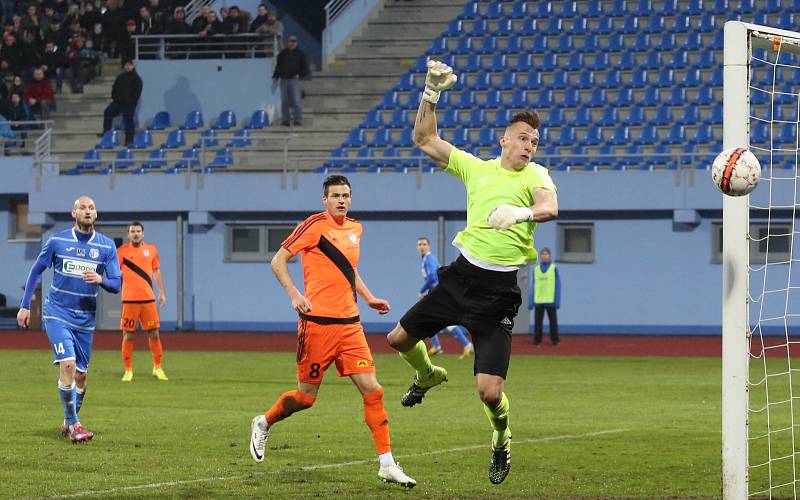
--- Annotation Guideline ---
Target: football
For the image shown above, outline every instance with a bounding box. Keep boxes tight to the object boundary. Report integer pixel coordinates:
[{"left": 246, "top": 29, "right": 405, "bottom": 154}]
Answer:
[{"left": 711, "top": 147, "right": 761, "bottom": 196}]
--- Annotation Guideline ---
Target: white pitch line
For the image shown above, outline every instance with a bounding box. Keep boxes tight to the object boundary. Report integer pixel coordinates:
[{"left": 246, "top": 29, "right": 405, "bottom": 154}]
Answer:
[{"left": 53, "top": 428, "right": 626, "bottom": 498}]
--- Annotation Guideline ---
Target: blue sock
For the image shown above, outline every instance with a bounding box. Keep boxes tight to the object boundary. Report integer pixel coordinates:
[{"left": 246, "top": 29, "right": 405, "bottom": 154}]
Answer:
[
  {"left": 445, "top": 326, "right": 471, "bottom": 348},
  {"left": 431, "top": 334, "right": 442, "bottom": 349},
  {"left": 76, "top": 387, "right": 85, "bottom": 414},
  {"left": 58, "top": 381, "right": 78, "bottom": 425}
]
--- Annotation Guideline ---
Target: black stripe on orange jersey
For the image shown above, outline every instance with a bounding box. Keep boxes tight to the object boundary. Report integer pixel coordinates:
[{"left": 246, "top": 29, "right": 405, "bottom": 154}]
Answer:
[
  {"left": 122, "top": 258, "right": 154, "bottom": 290},
  {"left": 282, "top": 213, "right": 327, "bottom": 250},
  {"left": 317, "top": 234, "right": 357, "bottom": 301}
]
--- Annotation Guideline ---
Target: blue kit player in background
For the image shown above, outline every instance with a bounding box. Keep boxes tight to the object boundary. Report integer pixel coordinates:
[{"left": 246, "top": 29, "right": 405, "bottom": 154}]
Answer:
[
  {"left": 417, "top": 237, "right": 474, "bottom": 358},
  {"left": 17, "top": 195, "right": 121, "bottom": 443}
]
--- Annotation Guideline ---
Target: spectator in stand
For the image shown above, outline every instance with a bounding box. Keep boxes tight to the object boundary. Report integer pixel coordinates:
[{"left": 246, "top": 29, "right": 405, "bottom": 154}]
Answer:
[
  {"left": 19, "top": 30, "right": 43, "bottom": 78},
  {"left": 196, "top": 9, "right": 222, "bottom": 59},
  {"left": 26, "top": 67, "right": 54, "bottom": 120},
  {"left": 41, "top": 41, "right": 65, "bottom": 93},
  {"left": 9, "top": 74, "right": 24, "bottom": 96},
  {"left": 165, "top": 6, "right": 190, "bottom": 59},
  {"left": 11, "top": 15, "right": 23, "bottom": 39},
  {"left": 273, "top": 35, "right": 310, "bottom": 126},
  {"left": 41, "top": 4, "right": 59, "bottom": 37},
  {"left": 44, "top": 18, "right": 65, "bottom": 47},
  {"left": 137, "top": 6, "right": 163, "bottom": 59},
  {"left": 81, "top": 2, "right": 103, "bottom": 34},
  {"left": 65, "top": 36, "right": 97, "bottom": 93},
  {"left": 101, "top": 59, "right": 142, "bottom": 146},
  {"left": 222, "top": 5, "right": 248, "bottom": 58},
  {"left": 147, "top": 0, "right": 168, "bottom": 30},
  {"left": 1, "top": 33, "right": 23, "bottom": 74},
  {"left": 65, "top": 18, "right": 85, "bottom": 42},
  {"left": 117, "top": 19, "right": 136, "bottom": 64},
  {"left": 251, "top": 6, "right": 282, "bottom": 57},
  {"left": 190, "top": 5, "right": 209, "bottom": 33},
  {"left": 102, "top": 0, "right": 125, "bottom": 58},
  {"left": 21, "top": 5, "right": 40, "bottom": 37},
  {"left": 3, "top": 92, "right": 33, "bottom": 146},
  {"left": 62, "top": 3, "right": 81, "bottom": 30},
  {"left": 89, "top": 23, "right": 105, "bottom": 60}
]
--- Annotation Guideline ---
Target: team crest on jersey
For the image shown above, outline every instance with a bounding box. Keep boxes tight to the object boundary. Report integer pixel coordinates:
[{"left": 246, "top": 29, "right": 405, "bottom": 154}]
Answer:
[
  {"left": 90, "top": 248, "right": 99, "bottom": 259},
  {"left": 76, "top": 248, "right": 86, "bottom": 257},
  {"left": 356, "top": 360, "right": 368, "bottom": 368},
  {"left": 348, "top": 232, "right": 359, "bottom": 245},
  {"left": 143, "top": 249, "right": 150, "bottom": 257}
]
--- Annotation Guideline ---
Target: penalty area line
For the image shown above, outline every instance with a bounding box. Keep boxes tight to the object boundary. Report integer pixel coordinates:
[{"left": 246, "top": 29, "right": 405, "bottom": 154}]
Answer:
[{"left": 55, "top": 428, "right": 627, "bottom": 498}]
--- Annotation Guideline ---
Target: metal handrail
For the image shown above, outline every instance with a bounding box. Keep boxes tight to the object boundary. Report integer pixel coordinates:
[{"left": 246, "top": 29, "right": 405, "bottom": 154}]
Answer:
[
  {"left": 325, "top": 0, "right": 353, "bottom": 27},
  {"left": 133, "top": 33, "right": 279, "bottom": 60}
]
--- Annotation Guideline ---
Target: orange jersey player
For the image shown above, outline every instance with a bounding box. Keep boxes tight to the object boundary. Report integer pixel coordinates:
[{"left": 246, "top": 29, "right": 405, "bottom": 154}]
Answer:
[
  {"left": 248, "top": 175, "right": 416, "bottom": 488},
  {"left": 116, "top": 221, "right": 168, "bottom": 382}
]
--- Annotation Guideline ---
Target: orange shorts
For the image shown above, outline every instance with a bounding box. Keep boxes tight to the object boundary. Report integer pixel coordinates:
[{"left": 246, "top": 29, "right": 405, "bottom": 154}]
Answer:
[
  {"left": 120, "top": 301, "right": 160, "bottom": 332},
  {"left": 295, "top": 318, "right": 375, "bottom": 384}
]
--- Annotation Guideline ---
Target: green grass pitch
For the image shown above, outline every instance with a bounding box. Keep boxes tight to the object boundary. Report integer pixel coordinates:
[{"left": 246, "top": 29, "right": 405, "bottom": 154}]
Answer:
[{"left": 1, "top": 350, "right": 723, "bottom": 498}]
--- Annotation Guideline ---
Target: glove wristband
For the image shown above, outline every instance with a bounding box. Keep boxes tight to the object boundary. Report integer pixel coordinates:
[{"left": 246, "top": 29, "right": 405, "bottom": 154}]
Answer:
[{"left": 422, "top": 87, "right": 440, "bottom": 104}]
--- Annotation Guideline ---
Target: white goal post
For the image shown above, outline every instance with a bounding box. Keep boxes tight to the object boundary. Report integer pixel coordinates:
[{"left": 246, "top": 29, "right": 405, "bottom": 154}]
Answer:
[{"left": 723, "top": 21, "right": 800, "bottom": 499}]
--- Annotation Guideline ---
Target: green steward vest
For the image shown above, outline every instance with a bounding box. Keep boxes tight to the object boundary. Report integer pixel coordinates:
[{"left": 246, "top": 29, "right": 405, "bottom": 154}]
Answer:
[{"left": 534, "top": 264, "right": 556, "bottom": 304}]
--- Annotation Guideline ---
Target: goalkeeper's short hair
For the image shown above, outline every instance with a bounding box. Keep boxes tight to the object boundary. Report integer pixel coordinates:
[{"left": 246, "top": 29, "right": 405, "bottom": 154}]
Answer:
[{"left": 509, "top": 111, "right": 540, "bottom": 130}]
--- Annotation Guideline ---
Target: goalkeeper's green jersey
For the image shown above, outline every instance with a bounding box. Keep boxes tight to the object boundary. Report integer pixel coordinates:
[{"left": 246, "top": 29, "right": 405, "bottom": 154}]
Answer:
[{"left": 445, "top": 147, "right": 557, "bottom": 267}]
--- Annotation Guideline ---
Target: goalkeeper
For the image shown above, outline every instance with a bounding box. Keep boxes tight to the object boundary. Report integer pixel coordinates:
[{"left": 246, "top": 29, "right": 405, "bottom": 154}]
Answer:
[{"left": 386, "top": 60, "right": 558, "bottom": 485}]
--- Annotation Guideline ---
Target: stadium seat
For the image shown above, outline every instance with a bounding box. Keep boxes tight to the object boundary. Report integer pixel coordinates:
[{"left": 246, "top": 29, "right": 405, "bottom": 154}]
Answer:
[
  {"left": 478, "top": 36, "right": 499, "bottom": 55},
  {"left": 695, "top": 50, "right": 717, "bottom": 70},
  {"left": 562, "top": 88, "right": 581, "bottom": 108},
  {"left": 641, "top": 51, "right": 662, "bottom": 71},
  {"left": 629, "top": 69, "right": 649, "bottom": 89},
  {"left": 377, "top": 91, "right": 400, "bottom": 110},
  {"left": 452, "top": 36, "right": 473, "bottom": 56},
  {"left": 518, "top": 18, "right": 538, "bottom": 36},
  {"left": 706, "top": 104, "right": 723, "bottom": 125},
  {"left": 521, "top": 70, "right": 543, "bottom": 90},
  {"left": 662, "top": 124, "right": 686, "bottom": 145},
  {"left": 666, "top": 87, "right": 687, "bottom": 106},
  {"left": 694, "top": 86, "right": 715, "bottom": 106},
  {"left": 513, "top": 53, "right": 534, "bottom": 72},
  {"left": 596, "top": 16, "right": 614, "bottom": 35},
  {"left": 554, "top": 127, "right": 577, "bottom": 147},
  {"left": 480, "top": 90, "right": 505, "bottom": 109},
  {"left": 469, "top": 18, "right": 488, "bottom": 37},
  {"left": 110, "top": 148, "right": 134, "bottom": 171},
  {"left": 586, "top": 88, "right": 607, "bottom": 108},
  {"left": 589, "top": 52, "right": 610, "bottom": 71},
  {"left": 554, "top": 34, "right": 574, "bottom": 54},
  {"left": 710, "top": 30, "right": 725, "bottom": 51},
  {"left": 540, "top": 53, "right": 559, "bottom": 71},
  {"left": 495, "top": 19, "right": 513, "bottom": 37},
  {"left": 597, "top": 107, "right": 619, "bottom": 127},
  {"left": 509, "top": 0, "right": 528, "bottom": 18},
  {"left": 535, "top": 0, "right": 552, "bottom": 17},
  {"left": 439, "top": 109, "right": 461, "bottom": 128},
  {"left": 632, "top": 0, "right": 652, "bottom": 15},
  {"left": 564, "top": 53, "right": 583, "bottom": 71},
  {"left": 148, "top": 111, "right": 171, "bottom": 130},
  {"left": 403, "top": 90, "right": 422, "bottom": 109},
  {"left": 474, "top": 127, "right": 497, "bottom": 147},
  {"left": 607, "top": 125, "right": 630, "bottom": 146},
  {"left": 685, "top": 32, "right": 703, "bottom": 51},
  {"left": 449, "top": 128, "right": 472, "bottom": 147},
  {"left": 141, "top": 148, "right": 167, "bottom": 170},
  {"left": 545, "top": 108, "right": 565, "bottom": 127},
  {"left": 395, "top": 72, "right": 418, "bottom": 91},
  {"left": 453, "top": 90, "right": 476, "bottom": 110},
  {"left": 548, "top": 72, "right": 569, "bottom": 90},
  {"left": 77, "top": 148, "right": 102, "bottom": 170},
  {"left": 681, "top": 68, "right": 703, "bottom": 87},
  {"left": 650, "top": 144, "right": 673, "bottom": 169},
  {"left": 690, "top": 124, "right": 717, "bottom": 145},
  {"left": 560, "top": 0, "right": 579, "bottom": 17},
  {"left": 670, "top": 14, "right": 691, "bottom": 33},
  {"left": 226, "top": 128, "right": 251, "bottom": 148},
  {"left": 575, "top": 69, "right": 595, "bottom": 90},
  {"left": 490, "top": 109, "right": 512, "bottom": 128},
  {"left": 580, "top": 127, "right": 605, "bottom": 146},
  {"left": 488, "top": 53, "right": 506, "bottom": 70},
  {"left": 749, "top": 121, "right": 769, "bottom": 146},
  {"left": 388, "top": 109, "right": 410, "bottom": 128},
  {"left": 130, "top": 129, "right": 153, "bottom": 149},
  {"left": 643, "top": 15, "right": 664, "bottom": 34},
  {"left": 655, "top": 68, "right": 675, "bottom": 88},
  {"left": 708, "top": 68, "right": 723, "bottom": 86},
  {"left": 709, "top": 0, "right": 728, "bottom": 14},
  {"left": 625, "top": 107, "right": 647, "bottom": 126},
  {"left": 161, "top": 129, "right": 186, "bottom": 149},
  {"left": 95, "top": 130, "right": 119, "bottom": 149},
  {"left": 620, "top": 15, "right": 639, "bottom": 34},
  {"left": 652, "top": 106, "right": 674, "bottom": 126},
  {"left": 509, "top": 89, "right": 529, "bottom": 108},
  {"left": 181, "top": 111, "right": 204, "bottom": 130},
  {"left": 462, "top": 54, "right": 483, "bottom": 73},
  {"left": 620, "top": 145, "right": 646, "bottom": 169},
  {"left": 542, "top": 17, "right": 561, "bottom": 36},
  {"left": 444, "top": 19, "right": 462, "bottom": 37},
  {"left": 607, "top": 33, "right": 626, "bottom": 52},
  {"left": 640, "top": 87, "right": 661, "bottom": 106},
  {"left": 585, "top": 0, "right": 604, "bottom": 17},
  {"left": 193, "top": 128, "right": 218, "bottom": 148},
  {"left": 615, "top": 88, "right": 635, "bottom": 107},
  {"left": 617, "top": 52, "right": 637, "bottom": 71},
  {"left": 245, "top": 110, "right": 269, "bottom": 129},
  {"left": 686, "top": 0, "right": 706, "bottom": 15},
  {"left": 668, "top": 50, "right": 690, "bottom": 69},
  {"left": 369, "top": 128, "right": 393, "bottom": 148},
  {"left": 213, "top": 110, "right": 237, "bottom": 130},
  {"left": 501, "top": 35, "right": 524, "bottom": 55},
  {"left": 464, "top": 108, "right": 485, "bottom": 128},
  {"left": 762, "top": 0, "right": 781, "bottom": 13},
  {"left": 362, "top": 109, "right": 384, "bottom": 129},
  {"left": 777, "top": 12, "right": 795, "bottom": 30},
  {"left": 396, "top": 128, "right": 414, "bottom": 148},
  {"left": 496, "top": 72, "right": 517, "bottom": 91},
  {"left": 698, "top": 13, "right": 716, "bottom": 32},
  {"left": 631, "top": 32, "right": 650, "bottom": 52},
  {"left": 174, "top": 148, "right": 201, "bottom": 170},
  {"left": 571, "top": 107, "right": 592, "bottom": 126},
  {"left": 570, "top": 16, "right": 588, "bottom": 33},
  {"left": 601, "top": 69, "right": 622, "bottom": 89},
  {"left": 577, "top": 34, "right": 600, "bottom": 53},
  {"left": 485, "top": 2, "right": 505, "bottom": 19}
]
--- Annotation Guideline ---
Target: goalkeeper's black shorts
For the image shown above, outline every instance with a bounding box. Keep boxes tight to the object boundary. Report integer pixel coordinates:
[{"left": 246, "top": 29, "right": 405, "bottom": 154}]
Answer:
[{"left": 399, "top": 254, "right": 521, "bottom": 379}]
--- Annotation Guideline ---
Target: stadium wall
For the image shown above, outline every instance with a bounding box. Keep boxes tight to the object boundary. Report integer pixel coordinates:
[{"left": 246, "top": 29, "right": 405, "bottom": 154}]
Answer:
[
  {"left": 1, "top": 160, "right": 783, "bottom": 335},
  {"left": 135, "top": 59, "right": 280, "bottom": 129}
]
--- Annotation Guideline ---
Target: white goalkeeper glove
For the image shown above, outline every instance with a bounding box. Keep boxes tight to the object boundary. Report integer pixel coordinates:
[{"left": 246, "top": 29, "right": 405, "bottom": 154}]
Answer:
[
  {"left": 487, "top": 204, "right": 534, "bottom": 231},
  {"left": 422, "top": 59, "right": 457, "bottom": 104}
]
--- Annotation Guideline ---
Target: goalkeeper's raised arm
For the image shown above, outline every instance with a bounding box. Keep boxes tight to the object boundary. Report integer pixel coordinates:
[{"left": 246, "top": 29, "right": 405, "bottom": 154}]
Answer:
[{"left": 413, "top": 60, "right": 457, "bottom": 168}]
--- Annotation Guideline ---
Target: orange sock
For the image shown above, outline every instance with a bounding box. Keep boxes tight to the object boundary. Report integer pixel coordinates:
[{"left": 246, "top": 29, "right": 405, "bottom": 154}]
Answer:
[
  {"left": 363, "top": 388, "right": 391, "bottom": 454},
  {"left": 121, "top": 338, "right": 134, "bottom": 371},
  {"left": 148, "top": 337, "right": 163, "bottom": 368},
  {"left": 266, "top": 390, "right": 316, "bottom": 426}
]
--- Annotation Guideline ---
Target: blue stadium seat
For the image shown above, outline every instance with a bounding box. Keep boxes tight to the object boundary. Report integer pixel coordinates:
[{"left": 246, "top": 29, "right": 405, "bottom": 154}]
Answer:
[
  {"left": 501, "top": 35, "right": 524, "bottom": 54},
  {"left": 617, "top": 52, "right": 637, "bottom": 71},
  {"left": 578, "top": 34, "right": 600, "bottom": 53},
  {"left": 141, "top": 148, "right": 168, "bottom": 170},
  {"left": 245, "top": 110, "right": 269, "bottom": 129},
  {"left": 695, "top": 50, "right": 717, "bottom": 69},
  {"left": 596, "top": 16, "right": 614, "bottom": 35},
  {"left": 130, "top": 129, "right": 153, "bottom": 149},
  {"left": 641, "top": 51, "right": 662, "bottom": 71},
  {"left": 640, "top": 87, "right": 661, "bottom": 106},
  {"left": 750, "top": 121, "right": 769, "bottom": 146},
  {"left": 685, "top": 32, "right": 703, "bottom": 51},
  {"left": 677, "top": 107, "right": 700, "bottom": 126},
  {"left": 643, "top": 15, "right": 664, "bottom": 34},
  {"left": 762, "top": 0, "right": 781, "bottom": 13},
  {"left": 540, "top": 53, "right": 559, "bottom": 71},
  {"left": 518, "top": 18, "right": 538, "bottom": 36},
  {"left": 175, "top": 148, "right": 201, "bottom": 170},
  {"left": 698, "top": 14, "right": 716, "bottom": 32},
  {"left": 347, "top": 147, "right": 373, "bottom": 170},
  {"left": 458, "top": 2, "right": 478, "bottom": 19},
  {"left": 666, "top": 87, "right": 687, "bottom": 106},
  {"left": 439, "top": 109, "right": 461, "bottom": 128},
  {"left": 749, "top": 89, "right": 769, "bottom": 106},
  {"left": 564, "top": 52, "right": 583, "bottom": 71},
  {"left": 478, "top": 36, "right": 499, "bottom": 55},
  {"left": 615, "top": 88, "right": 634, "bottom": 107},
  {"left": 562, "top": 88, "right": 581, "bottom": 108},
  {"left": 343, "top": 128, "right": 365, "bottom": 148},
  {"left": 148, "top": 111, "right": 171, "bottom": 130},
  {"left": 709, "top": 0, "right": 728, "bottom": 14},
  {"left": 95, "top": 130, "right": 119, "bottom": 149},
  {"left": 388, "top": 109, "right": 410, "bottom": 128},
  {"left": 496, "top": 72, "right": 517, "bottom": 91},
  {"left": 590, "top": 144, "right": 616, "bottom": 170},
  {"left": 655, "top": 68, "right": 675, "bottom": 88},
  {"left": 686, "top": 0, "right": 705, "bottom": 15},
  {"left": 193, "top": 128, "right": 218, "bottom": 148},
  {"left": 395, "top": 72, "right": 418, "bottom": 91},
  {"left": 708, "top": 67, "right": 723, "bottom": 86},
  {"left": 662, "top": 124, "right": 686, "bottom": 145},
  {"left": 377, "top": 91, "right": 400, "bottom": 110},
  {"left": 554, "top": 127, "right": 577, "bottom": 147},
  {"left": 690, "top": 124, "right": 717, "bottom": 145},
  {"left": 586, "top": 88, "right": 607, "bottom": 107},
  {"left": 652, "top": 106, "right": 674, "bottom": 126},
  {"left": 469, "top": 71, "right": 492, "bottom": 91},
  {"left": 572, "top": 107, "right": 592, "bottom": 126},
  {"left": 509, "top": 89, "right": 529, "bottom": 108},
  {"left": 513, "top": 53, "right": 534, "bottom": 72},
  {"left": 161, "top": 129, "right": 186, "bottom": 149},
  {"left": 589, "top": 52, "right": 610, "bottom": 71},
  {"left": 468, "top": 19, "right": 488, "bottom": 37},
  {"left": 629, "top": 69, "right": 649, "bottom": 88},
  {"left": 631, "top": 32, "right": 650, "bottom": 52},
  {"left": 181, "top": 111, "right": 204, "bottom": 130},
  {"left": 711, "top": 30, "right": 724, "bottom": 50},
  {"left": 362, "top": 109, "right": 384, "bottom": 129},
  {"left": 548, "top": 71, "right": 569, "bottom": 90},
  {"left": 107, "top": 148, "right": 134, "bottom": 172},
  {"left": 377, "top": 147, "right": 399, "bottom": 170},
  {"left": 542, "top": 17, "right": 562, "bottom": 36},
  {"left": 490, "top": 109, "right": 512, "bottom": 128},
  {"left": 658, "top": 32, "right": 677, "bottom": 52},
  {"left": 452, "top": 36, "right": 473, "bottom": 56},
  {"left": 554, "top": 34, "right": 574, "bottom": 53},
  {"left": 668, "top": 50, "right": 690, "bottom": 69},
  {"left": 608, "top": 33, "right": 626, "bottom": 52},
  {"left": 403, "top": 90, "right": 422, "bottom": 109},
  {"left": 536, "top": 1, "right": 553, "bottom": 18},
  {"left": 462, "top": 54, "right": 483, "bottom": 72},
  {"left": 481, "top": 90, "right": 505, "bottom": 109},
  {"left": 474, "top": 127, "right": 497, "bottom": 147},
  {"left": 607, "top": 125, "right": 630, "bottom": 146},
  {"left": 546, "top": 108, "right": 565, "bottom": 126},
  {"left": 427, "top": 37, "right": 447, "bottom": 56},
  {"left": 449, "top": 128, "right": 472, "bottom": 147},
  {"left": 397, "top": 128, "right": 415, "bottom": 148},
  {"left": 670, "top": 14, "right": 692, "bottom": 33},
  {"left": 444, "top": 19, "right": 462, "bottom": 37},
  {"left": 77, "top": 148, "right": 102, "bottom": 169},
  {"left": 580, "top": 128, "right": 605, "bottom": 146},
  {"left": 597, "top": 107, "right": 619, "bottom": 127},
  {"left": 575, "top": 69, "right": 595, "bottom": 90},
  {"left": 509, "top": 0, "right": 528, "bottom": 18},
  {"left": 226, "top": 128, "right": 251, "bottom": 148},
  {"left": 454, "top": 90, "right": 476, "bottom": 110},
  {"left": 208, "top": 147, "right": 233, "bottom": 169},
  {"left": 681, "top": 68, "right": 703, "bottom": 87},
  {"left": 649, "top": 144, "right": 673, "bottom": 169},
  {"left": 570, "top": 16, "right": 588, "bottom": 33},
  {"left": 560, "top": 0, "right": 579, "bottom": 17},
  {"left": 635, "top": 125, "right": 660, "bottom": 145},
  {"left": 488, "top": 53, "right": 506, "bottom": 70},
  {"left": 369, "top": 128, "right": 393, "bottom": 148},
  {"left": 694, "top": 86, "right": 715, "bottom": 106},
  {"left": 620, "top": 144, "right": 645, "bottom": 169},
  {"left": 777, "top": 12, "right": 795, "bottom": 30},
  {"left": 520, "top": 70, "right": 543, "bottom": 90},
  {"left": 706, "top": 104, "right": 723, "bottom": 125},
  {"left": 620, "top": 15, "right": 639, "bottom": 34},
  {"left": 464, "top": 108, "right": 485, "bottom": 127},
  {"left": 625, "top": 107, "right": 647, "bottom": 126},
  {"left": 535, "top": 90, "right": 554, "bottom": 108},
  {"left": 496, "top": 19, "right": 513, "bottom": 37},
  {"left": 633, "top": 0, "right": 652, "bottom": 15},
  {"left": 485, "top": 2, "right": 505, "bottom": 19},
  {"left": 585, "top": 0, "right": 605, "bottom": 16}
]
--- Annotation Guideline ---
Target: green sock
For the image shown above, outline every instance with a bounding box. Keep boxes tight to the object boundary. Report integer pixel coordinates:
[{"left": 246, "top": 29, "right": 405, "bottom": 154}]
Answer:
[
  {"left": 399, "top": 340, "right": 434, "bottom": 380},
  {"left": 483, "top": 393, "right": 511, "bottom": 449}
]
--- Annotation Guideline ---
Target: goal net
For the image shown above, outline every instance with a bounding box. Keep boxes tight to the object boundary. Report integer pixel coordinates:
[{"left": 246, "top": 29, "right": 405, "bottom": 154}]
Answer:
[{"left": 724, "top": 21, "right": 800, "bottom": 499}]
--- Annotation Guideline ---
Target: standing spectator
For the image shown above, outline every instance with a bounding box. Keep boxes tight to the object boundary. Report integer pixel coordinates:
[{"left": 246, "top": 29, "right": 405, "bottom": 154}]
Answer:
[
  {"left": 41, "top": 41, "right": 65, "bottom": 92},
  {"left": 80, "top": 1, "right": 103, "bottom": 34},
  {"left": 146, "top": 0, "right": 168, "bottom": 28},
  {"left": 1, "top": 33, "right": 23, "bottom": 74},
  {"left": 272, "top": 35, "right": 309, "bottom": 126},
  {"left": 44, "top": 18, "right": 65, "bottom": 47},
  {"left": 88, "top": 23, "right": 105, "bottom": 60},
  {"left": 21, "top": 5, "right": 41, "bottom": 36},
  {"left": 41, "top": 5, "right": 59, "bottom": 38},
  {"left": 26, "top": 67, "right": 54, "bottom": 120},
  {"left": 117, "top": 19, "right": 136, "bottom": 63},
  {"left": 165, "top": 6, "right": 190, "bottom": 59},
  {"left": 136, "top": 6, "right": 163, "bottom": 59},
  {"left": 19, "top": 29, "right": 43, "bottom": 77},
  {"left": 61, "top": 3, "right": 81, "bottom": 30},
  {"left": 101, "top": 59, "right": 142, "bottom": 145},
  {"left": 528, "top": 247, "right": 561, "bottom": 346},
  {"left": 250, "top": 7, "right": 281, "bottom": 57},
  {"left": 221, "top": 5, "right": 248, "bottom": 58},
  {"left": 197, "top": 9, "right": 222, "bottom": 58},
  {"left": 102, "top": 0, "right": 125, "bottom": 57}
]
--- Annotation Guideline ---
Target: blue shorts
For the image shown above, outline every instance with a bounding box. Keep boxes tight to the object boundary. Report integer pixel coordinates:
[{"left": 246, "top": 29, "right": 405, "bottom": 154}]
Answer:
[{"left": 44, "top": 318, "right": 94, "bottom": 373}]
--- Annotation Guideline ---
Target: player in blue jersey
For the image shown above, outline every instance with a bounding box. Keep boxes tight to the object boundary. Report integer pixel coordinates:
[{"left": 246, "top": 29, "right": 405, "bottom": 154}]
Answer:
[
  {"left": 416, "top": 237, "right": 473, "bottom": 358},
  {"left": 17, "top": 195, "right": 121, "bottom": 443}
]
